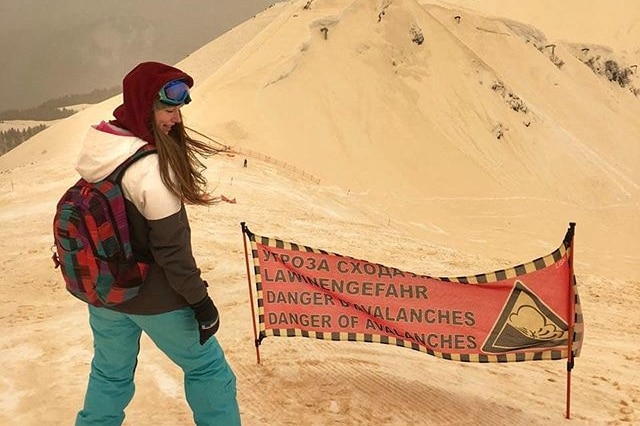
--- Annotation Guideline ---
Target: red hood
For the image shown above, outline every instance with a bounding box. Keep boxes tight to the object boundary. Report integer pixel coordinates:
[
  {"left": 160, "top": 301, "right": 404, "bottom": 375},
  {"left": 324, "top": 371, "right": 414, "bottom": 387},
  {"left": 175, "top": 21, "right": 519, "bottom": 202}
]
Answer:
[{"left": 111, "top": 61, "right": 193, "bottom": 143}]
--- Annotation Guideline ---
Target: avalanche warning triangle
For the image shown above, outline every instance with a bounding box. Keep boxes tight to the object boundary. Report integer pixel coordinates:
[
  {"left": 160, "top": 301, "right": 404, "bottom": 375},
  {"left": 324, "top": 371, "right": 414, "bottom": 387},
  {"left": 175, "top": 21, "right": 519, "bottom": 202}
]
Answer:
[{"left": 482, "top": 280, "right": 568, "bottom": 353}]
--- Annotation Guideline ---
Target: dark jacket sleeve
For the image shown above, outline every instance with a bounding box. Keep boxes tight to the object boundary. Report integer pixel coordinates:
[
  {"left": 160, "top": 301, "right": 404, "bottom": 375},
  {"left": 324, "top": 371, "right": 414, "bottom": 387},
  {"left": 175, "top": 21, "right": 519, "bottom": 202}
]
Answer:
[{"left": 147, "top": 205, "right": 207, "bottom": 305}]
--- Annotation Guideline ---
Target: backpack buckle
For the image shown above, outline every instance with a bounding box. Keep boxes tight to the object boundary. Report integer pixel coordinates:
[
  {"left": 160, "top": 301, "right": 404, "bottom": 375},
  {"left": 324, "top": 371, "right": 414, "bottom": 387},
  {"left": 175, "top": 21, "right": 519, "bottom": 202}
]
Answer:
[{"left": 51, "top": 245, "right": 60, "bottom": 268}]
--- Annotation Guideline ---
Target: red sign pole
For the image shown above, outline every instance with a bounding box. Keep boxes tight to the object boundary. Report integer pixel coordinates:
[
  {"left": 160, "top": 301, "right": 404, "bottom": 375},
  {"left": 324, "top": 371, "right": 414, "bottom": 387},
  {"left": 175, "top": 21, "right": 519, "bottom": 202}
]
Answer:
[
  {"left": 565, "top": 222, "right": 576, "bottom": 419},
  {"left": 241, "top": 222, "right": 261, "bottom": 364}
]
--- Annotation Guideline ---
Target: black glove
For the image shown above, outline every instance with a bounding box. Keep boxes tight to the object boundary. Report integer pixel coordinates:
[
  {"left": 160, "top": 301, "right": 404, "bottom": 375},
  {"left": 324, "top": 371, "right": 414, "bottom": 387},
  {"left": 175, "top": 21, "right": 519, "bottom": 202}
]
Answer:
[{"left": 190, "top": 295, "right": 220, "bottom": 345}]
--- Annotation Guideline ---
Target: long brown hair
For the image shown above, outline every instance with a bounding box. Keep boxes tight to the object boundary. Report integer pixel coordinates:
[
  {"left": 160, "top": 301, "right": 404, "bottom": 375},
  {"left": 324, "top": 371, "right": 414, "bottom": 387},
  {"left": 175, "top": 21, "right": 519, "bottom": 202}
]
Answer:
[{"left": 150, "top": 105, "right": 219, "bottom": 206}]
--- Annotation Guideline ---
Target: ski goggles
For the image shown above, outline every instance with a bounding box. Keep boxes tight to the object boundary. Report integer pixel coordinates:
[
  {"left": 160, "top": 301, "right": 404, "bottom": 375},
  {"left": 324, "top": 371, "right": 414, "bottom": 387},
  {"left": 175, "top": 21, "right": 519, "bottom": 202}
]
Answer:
[{"left": 158, "top": 80, "right": 191, "bottom": 105}]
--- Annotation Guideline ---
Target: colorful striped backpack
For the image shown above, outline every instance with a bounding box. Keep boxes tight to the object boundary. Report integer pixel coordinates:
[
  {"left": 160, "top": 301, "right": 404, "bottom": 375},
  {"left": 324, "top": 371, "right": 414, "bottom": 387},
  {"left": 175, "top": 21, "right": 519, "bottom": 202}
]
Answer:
[{"left": 52, "top": 145, "right": 156, "bottom": 306}]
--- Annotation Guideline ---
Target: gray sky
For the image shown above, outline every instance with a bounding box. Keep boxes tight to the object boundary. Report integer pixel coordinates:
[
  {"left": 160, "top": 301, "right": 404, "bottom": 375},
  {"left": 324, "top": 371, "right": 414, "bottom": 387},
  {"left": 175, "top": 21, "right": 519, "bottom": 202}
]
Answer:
[{"left": 0, "top": 0, "right": 281, "bottom": 111}]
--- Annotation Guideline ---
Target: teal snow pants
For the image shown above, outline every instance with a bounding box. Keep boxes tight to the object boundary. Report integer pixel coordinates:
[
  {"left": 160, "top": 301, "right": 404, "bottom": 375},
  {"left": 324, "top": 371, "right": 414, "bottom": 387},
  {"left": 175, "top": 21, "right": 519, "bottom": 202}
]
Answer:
[{"left": 75, "top": 305, "right": 240, "bottom": 426}]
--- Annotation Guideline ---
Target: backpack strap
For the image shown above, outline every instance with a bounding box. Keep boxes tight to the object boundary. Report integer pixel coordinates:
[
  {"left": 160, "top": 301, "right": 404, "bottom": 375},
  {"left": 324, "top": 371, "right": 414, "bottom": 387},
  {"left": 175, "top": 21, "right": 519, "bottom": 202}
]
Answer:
[{"left": 107, "top": 144, "right": 157, "bottom": 184}]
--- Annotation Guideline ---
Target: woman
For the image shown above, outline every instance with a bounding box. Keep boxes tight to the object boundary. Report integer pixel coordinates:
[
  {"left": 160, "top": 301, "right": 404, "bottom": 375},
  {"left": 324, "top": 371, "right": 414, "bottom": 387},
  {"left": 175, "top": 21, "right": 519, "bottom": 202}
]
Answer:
[{"left": 73, "top": 61, "right": 241, "bottom": 426}]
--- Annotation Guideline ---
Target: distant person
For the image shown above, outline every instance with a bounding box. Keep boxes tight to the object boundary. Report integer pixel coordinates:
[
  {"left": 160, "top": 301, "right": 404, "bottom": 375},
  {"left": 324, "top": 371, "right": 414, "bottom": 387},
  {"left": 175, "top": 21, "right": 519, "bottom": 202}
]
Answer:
[
  {"left": 73, "top": 61, "right": 240, "bottom": 426},
  {"left": 243, "top": 158, "right": 247, "bottom": 168}
]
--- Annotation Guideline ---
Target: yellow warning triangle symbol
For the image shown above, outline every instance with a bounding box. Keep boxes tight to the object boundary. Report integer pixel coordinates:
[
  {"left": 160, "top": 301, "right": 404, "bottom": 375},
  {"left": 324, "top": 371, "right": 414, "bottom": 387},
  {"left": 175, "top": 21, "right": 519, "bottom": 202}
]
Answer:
[{"left": 482, "top": 280, "right": 568, "bottom": 354}]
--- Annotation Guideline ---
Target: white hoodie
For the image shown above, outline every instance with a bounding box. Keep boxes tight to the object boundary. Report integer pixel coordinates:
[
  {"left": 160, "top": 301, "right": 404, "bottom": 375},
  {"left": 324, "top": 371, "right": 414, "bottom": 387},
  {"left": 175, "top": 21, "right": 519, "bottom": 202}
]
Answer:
[{"left": 75, "top": 123, "right": 181, "bottom": 221}]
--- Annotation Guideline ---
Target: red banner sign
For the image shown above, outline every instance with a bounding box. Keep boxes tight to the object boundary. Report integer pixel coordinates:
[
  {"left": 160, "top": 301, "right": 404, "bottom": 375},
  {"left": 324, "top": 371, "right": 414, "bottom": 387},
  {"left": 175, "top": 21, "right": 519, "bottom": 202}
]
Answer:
[{"left": 244, "top": 224, "right": 583, "bottom": 363}]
